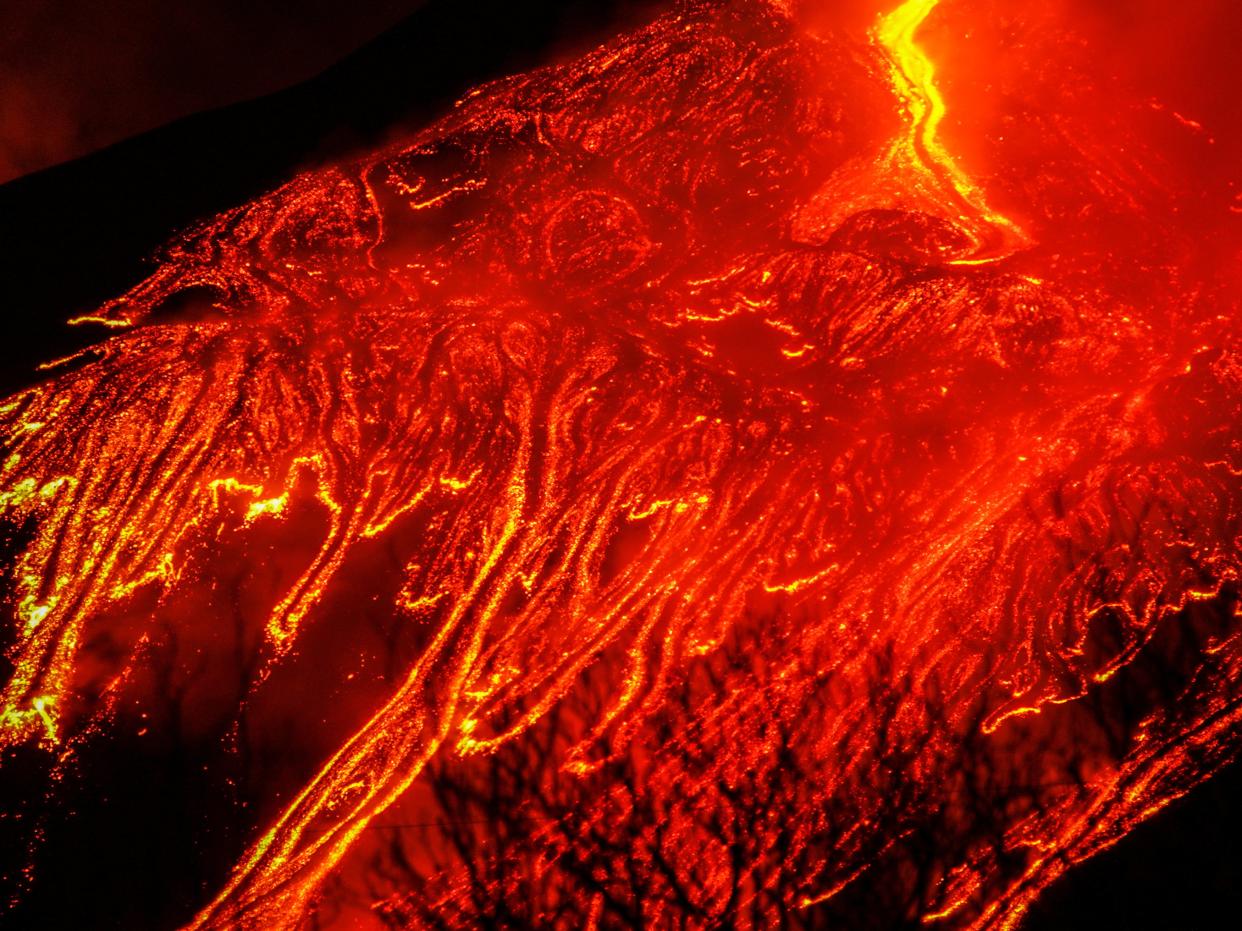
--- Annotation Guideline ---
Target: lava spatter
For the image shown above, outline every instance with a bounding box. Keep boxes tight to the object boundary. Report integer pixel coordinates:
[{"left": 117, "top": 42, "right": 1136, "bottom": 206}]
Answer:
[{"left": 1, "top": 0, "right": 1240, "bottom": 929}]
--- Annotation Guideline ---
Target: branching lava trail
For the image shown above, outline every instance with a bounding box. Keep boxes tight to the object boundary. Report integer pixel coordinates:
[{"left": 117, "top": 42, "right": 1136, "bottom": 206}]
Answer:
[{"left": 1, "top": 0, "right": 1240, "bottom": 928}]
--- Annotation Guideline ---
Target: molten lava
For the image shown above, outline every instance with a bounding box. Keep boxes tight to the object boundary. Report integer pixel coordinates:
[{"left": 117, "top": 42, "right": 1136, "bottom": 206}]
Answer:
[
  {"left": 873, "top": 0, "right": 1026, "bottom": 262},
  {"left": 2, "top": 0, "right": 1240, "bottom": 928}
]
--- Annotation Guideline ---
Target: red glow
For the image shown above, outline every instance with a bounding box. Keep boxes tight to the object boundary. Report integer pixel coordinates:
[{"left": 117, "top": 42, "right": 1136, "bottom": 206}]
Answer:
[{"left": 2, "top": 0, "right": 1241, "bottom": 927}]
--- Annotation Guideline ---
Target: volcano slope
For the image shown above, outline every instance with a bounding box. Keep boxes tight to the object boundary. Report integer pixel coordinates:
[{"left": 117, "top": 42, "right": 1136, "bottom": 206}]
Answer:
[{"left": 1, "top": 0, "right": 1241, "bottom": 928}]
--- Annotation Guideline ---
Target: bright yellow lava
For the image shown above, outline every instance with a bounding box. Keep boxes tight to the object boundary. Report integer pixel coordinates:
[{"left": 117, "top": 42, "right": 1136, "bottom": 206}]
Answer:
[{"left": 874, "top": 0, "right": 1026, "bottom": 258}]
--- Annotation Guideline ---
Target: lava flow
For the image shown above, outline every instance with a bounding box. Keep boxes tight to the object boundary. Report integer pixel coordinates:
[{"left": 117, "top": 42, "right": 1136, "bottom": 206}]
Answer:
[
  {"left": 872, "top": 0, "right": 1026, "bottom": 262},
  {"left": 1, "top": 0, "right": 1240, "bottom": 928}
]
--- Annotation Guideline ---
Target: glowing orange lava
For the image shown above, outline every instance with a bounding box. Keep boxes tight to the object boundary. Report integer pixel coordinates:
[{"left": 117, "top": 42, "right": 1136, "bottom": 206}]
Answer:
[
  {"left": 1, "top": 0, "right": 1240, "bottom": 928},
  {"left": 873, "top": 0, "right": 1027, "bottom": 262}
]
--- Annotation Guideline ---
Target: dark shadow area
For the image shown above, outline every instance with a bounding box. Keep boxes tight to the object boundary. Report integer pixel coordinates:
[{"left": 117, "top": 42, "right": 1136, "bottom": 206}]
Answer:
[
  {"left": 0, "top": 0, "right": 422, "bottom": 183},
  {"left": 1023, "top": 755, "right": 1242, "bottom": 931}
]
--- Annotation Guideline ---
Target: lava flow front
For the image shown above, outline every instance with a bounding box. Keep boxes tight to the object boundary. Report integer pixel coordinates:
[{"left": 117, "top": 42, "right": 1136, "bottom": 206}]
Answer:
[{"left": 2, "top": 0, "right": 1241, "bottom": 927}]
